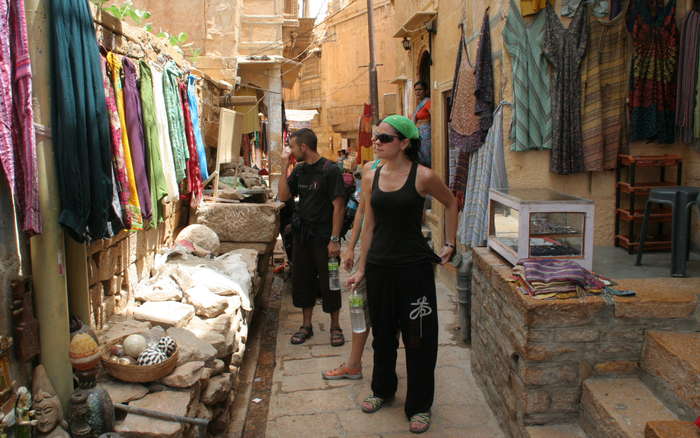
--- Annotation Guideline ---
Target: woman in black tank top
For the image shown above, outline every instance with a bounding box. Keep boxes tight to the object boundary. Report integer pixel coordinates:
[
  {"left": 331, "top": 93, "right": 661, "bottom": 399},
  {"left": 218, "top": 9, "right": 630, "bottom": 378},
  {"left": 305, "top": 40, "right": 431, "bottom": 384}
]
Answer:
[{"left": 347, "top": 115, "right": 458, "bottom": 434}]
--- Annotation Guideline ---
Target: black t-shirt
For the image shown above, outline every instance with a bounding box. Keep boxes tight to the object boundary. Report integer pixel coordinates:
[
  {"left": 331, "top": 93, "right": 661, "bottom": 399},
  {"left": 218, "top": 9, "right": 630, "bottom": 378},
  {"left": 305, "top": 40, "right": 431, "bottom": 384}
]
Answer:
[{"left": 287, "top": 157, "right": 346, "bottom": 240}]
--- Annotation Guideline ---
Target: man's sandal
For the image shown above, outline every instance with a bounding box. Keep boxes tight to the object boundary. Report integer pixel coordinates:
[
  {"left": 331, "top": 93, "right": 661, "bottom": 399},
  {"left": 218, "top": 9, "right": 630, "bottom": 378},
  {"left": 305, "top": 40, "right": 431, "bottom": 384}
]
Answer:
[
  {"left": 290, "top": 326, "right": 313, "bottom": 344},
  {"left": 330, "top": 327, "right": 345, "bottom": 347},
  {"left": 361, "top": 395, "right": 391, "bottom": 413},
  {"left": 409, "top": 412, "right": 431, "bottom": 434}
]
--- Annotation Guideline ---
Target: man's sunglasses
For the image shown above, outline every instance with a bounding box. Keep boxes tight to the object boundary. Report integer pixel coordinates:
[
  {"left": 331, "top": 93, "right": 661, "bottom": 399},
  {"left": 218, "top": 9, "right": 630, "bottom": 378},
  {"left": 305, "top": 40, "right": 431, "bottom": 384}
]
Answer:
[{"left": 373, "top": 133, "right": 399, "bottom": 143}]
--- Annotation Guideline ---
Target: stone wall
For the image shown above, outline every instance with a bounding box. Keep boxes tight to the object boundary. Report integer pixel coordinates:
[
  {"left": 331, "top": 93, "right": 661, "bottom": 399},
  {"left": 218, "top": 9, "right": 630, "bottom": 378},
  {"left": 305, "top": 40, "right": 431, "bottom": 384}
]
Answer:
[
  {"left": 470, "top": 247, "right": 700, "bottom": 438},
  {"left": 85, "top": 201, "right": 186, "bottom": 329}
]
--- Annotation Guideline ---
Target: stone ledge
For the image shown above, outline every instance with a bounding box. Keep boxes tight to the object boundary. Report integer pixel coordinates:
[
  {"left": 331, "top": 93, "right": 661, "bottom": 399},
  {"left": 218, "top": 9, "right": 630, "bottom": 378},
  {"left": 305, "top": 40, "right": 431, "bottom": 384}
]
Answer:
[
  {"left": 526, "top": 424, "right": 588, "bottom": 438},
  {"left": 613, "top": 279, "right": 699, "bottom": 319}
]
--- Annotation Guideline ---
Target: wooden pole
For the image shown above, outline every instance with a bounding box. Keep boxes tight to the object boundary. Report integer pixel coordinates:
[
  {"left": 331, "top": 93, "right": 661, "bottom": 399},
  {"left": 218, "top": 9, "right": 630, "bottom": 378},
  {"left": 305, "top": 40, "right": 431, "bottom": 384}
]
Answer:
[{"left": 26, "top": 0, "right": 74, "bottom": 409}]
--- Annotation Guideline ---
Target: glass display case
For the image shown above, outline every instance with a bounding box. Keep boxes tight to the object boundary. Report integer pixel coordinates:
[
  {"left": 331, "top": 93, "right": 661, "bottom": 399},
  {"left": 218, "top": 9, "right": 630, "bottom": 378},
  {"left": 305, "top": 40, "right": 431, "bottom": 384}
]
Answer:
[{"left": 488, "top": 188, "right": 595, "bottom": 270}]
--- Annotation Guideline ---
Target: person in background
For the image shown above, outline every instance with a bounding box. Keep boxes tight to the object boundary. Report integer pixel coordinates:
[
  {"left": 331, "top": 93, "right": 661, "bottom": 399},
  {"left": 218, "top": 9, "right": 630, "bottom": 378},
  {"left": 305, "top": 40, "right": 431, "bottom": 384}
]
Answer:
[
  {"left": 278, "top": 129, "right": 347, "bottom": 347},
  {"left": 321, "top": 158, "right": 381, "bottom": 381},
  {"left": 348, "top": 115, "right": 458, "bottom": 434},
  {"left": 337, "top": 149, "right": 349, "bottom": 171},
  {"left": 411, "top": 81, "right": 432, "bottom": 168}
]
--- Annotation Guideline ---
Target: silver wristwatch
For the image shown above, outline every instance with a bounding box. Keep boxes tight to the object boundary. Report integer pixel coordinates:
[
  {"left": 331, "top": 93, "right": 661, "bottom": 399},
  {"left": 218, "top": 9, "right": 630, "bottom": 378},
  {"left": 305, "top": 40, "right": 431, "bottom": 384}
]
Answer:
[{"left": 330, "top": 235, "right": 340, "bottom": 243}]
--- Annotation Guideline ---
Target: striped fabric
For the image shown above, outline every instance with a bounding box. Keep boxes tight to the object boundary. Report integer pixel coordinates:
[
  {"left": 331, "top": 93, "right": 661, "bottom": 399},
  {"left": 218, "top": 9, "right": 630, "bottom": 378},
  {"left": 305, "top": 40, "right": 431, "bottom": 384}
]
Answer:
[
  {"left": 504, "top": 0, "right": 552, "bottom": 151},
  {"left": 675, "top": 10, "right": 700, "bottom": 145},
  {"left": 696, "top": 55, "right": 700, "bottom": 141},
  {"left": 513, "top": 258, "right": 606, "bottom": 296},
  {"left": 580, "top": 3, "right": 630, "bottom": 171}
]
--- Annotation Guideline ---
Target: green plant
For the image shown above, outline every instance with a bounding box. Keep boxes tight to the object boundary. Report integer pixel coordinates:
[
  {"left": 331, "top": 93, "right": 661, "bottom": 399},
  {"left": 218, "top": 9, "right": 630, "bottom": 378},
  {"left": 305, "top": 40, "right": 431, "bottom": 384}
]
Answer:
[{"left": 103, "top": 0, "right": 151, "bottom": 24}]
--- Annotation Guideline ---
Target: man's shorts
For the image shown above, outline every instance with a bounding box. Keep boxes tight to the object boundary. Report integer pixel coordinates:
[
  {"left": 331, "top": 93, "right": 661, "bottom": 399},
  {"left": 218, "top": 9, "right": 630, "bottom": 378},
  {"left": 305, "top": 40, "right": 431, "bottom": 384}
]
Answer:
[{"left": 291, "top": 236, "right": 342, "bottom": 313}]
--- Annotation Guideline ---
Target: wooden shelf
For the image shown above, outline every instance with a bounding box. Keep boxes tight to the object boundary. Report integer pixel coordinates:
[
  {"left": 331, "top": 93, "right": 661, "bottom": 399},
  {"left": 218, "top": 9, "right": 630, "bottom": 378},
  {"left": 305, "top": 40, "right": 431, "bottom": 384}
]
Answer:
[
  {"left": 617, "top": 181, "right": 677, "bottom": 194},
  {"left": 618, "top": 154, "right": 682, "bottom": 167},
  {"left": 615, "top": 234, "right": 671, "bottom": 251},
  {"left": 616, "top": 208, "right": 672, "bottom": 222}
]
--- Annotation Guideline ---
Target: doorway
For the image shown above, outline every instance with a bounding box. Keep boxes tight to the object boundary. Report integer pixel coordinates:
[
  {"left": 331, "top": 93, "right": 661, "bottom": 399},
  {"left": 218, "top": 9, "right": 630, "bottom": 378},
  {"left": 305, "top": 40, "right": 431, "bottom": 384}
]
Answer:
[{"left": 418, "top": 51, "right": 431, "bottom": 90}]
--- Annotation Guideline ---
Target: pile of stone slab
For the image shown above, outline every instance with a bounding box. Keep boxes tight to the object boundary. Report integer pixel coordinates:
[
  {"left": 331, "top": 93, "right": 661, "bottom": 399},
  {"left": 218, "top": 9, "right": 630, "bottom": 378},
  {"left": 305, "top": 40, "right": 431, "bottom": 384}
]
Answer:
[
  {"left": 96, "top": 225, "right": 260, "bottom": 437},
  {"left": 193, "top": 201, "right": 283, "bottom": 277}
]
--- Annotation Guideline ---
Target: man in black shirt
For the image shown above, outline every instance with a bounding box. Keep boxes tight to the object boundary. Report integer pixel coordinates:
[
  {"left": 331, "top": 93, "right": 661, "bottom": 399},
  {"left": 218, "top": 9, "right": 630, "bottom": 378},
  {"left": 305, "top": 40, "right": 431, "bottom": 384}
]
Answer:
[{"left": 278, "top": 128, "right": 346, "bottom": 346}]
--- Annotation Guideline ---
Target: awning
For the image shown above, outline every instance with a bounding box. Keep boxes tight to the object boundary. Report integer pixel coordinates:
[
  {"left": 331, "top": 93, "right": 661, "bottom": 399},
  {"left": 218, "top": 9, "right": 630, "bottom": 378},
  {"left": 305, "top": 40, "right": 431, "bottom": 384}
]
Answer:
[
  {"left": 286, "top": 109, "right": 318, "bottom": 129},
  {"left": 393, "top": 11, "right": 437, "bottom": 38}
]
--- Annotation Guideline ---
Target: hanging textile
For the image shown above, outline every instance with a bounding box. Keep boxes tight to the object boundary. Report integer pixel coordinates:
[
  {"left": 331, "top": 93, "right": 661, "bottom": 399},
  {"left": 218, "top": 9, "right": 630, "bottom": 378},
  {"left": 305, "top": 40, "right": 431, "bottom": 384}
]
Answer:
[
  {"left": 627, "top": 0, "right": 679, "bottom": 144},
  {"left": 562, "top": 0, "right": 609, "bottom": 17},
  {"left": 235, "top": 88, "right": 260, "bottom": 134},
  {"left": 241, "top": 134, "right": 252, "bottom": 167},
  {"left": 474, "top": 12, "right": 495, "bottom": 147},
  {"left": 448, "top": 28, "right": 479, "bottom": 189},
  {"left": 187, "top": 75, "right": 209, "bottom": 180},
  {"left": 122, "top": 58, "right": 152, "bottom": 222},
  {"left": 543, "top": 2, "right": 588, "bottom": 175},
  {"left": 179, "top": 82, "right": 202, "bottom": 206},
  {"left": 458, "top": 104, "right": 508, "bottom": 248},
  {"left": 357, "top": 104, "right": 373, "bottom": 164},
  {"left": 106, "top": 52, "right": 143, "bottom": 230},
  {"left": 0, "top": 0, "right": 40, "bottom": 234},
  {"left": 504, "top": 0, "right": 552, "bottom": 151},
  {"left": 163, "top": 61, "right": 189, "bottom": 184},
  {"left": 100, "top": 55, "right": 130, "bottom": 228},
  {"left": 580, "top": 1, "right": 629, "bottom": 171},
  {"left": 675, "top": 9, "right": 700, "bottom": 144},
  {"left": 520, "top": 0, "right": 546, "bottom": 16},
  {"left": 139, "top": 61, "right": 168, "bottom": 227},
  {"left": 50, "top": 0, "right": 114, "bottom": 241},
  {"left": 150, "top": 63, "right": 179, "bottom": 201},
  {"left": 696, "top": 56, "right": 700, "bottom": 141}
]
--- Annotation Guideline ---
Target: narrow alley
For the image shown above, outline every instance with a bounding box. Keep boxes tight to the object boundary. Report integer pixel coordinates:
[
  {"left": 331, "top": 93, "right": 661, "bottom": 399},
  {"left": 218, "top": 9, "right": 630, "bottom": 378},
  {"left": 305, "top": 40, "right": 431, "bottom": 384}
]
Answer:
[{"left": 2, "top": 0, "right": 700, "bottom": 436}]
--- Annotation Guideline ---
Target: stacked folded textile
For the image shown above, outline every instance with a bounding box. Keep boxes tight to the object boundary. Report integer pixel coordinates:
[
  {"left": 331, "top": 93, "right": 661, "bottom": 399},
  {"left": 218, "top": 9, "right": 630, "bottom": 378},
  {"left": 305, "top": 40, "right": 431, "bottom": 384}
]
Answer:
[{"left": 512, "top": 258, "right": 606, "bottom": 300}]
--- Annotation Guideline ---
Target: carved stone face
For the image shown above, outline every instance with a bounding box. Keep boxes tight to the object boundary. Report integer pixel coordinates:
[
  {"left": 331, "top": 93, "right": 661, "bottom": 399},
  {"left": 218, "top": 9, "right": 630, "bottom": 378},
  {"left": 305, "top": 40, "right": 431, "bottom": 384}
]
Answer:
[{"left": 33, "top": 392, "right": 61, "bottom": 433}]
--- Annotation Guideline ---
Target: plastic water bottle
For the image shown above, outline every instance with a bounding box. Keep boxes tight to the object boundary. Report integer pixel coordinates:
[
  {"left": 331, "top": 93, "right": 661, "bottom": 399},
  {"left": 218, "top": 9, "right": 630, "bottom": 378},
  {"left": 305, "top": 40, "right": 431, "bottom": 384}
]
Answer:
[
  {"left": 328, "top": 257, "right": 341, "bottom": 291},
  {"left": 349, "top": 287, "right": 367, "bottom": 333}
]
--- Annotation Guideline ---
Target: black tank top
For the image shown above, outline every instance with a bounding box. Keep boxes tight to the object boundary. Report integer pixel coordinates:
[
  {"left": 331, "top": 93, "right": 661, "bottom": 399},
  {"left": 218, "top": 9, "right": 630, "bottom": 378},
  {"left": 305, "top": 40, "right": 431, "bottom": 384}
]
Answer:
[{"left": 367, "top": 162, "right": 440, "bottom": 266}]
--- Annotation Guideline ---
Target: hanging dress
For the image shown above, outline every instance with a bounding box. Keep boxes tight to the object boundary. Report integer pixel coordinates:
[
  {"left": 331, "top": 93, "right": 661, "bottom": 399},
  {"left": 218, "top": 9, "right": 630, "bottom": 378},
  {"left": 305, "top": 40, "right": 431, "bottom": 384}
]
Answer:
[
  {"left": 106, "top": 52, "right": 143, "bottom": 230},
  {"left": 139, "top": 61, "right": 168, "bottom": 227},
  {"left": 448, "top": 28, "right": 479, "bottom": 189},
  {"left": 50, "top": 0, "right": 114, "bottom": 241},
  {"left": 0, "top": 0, "right": 40, "bottom": 234},
  {"left": 163, "top": 61, "right": 189, "bottom": 184},
  {"left": 504, "top": 0, "right": 552, "bottom": 151},
  {"left": 580, "top": 1, "right": 630, "bottom": 171},
  {"left": 627, "top": 0, "right": 679, "bottom": 144},
  {"left": 150, "top": 63, "right": 180, "bottom": 201},
  {"left": 543, "top": 1, "right": 589, "bottom": 175},
  {"left": 187, "top": 75, "right": 209, "bottom": 180},
  {"left": 675, "top": 9, "right": 700, "bottom": 145},
  {"left": 180, "top": 81, "right": 202, "bottom": 206},
  {"left": 458, "top": 104, "right": 508, "bottom": 248},
  {"left": 100, "top": 55, "right": 130, "bottom": 229},
  {"left": 122, "top": 57, "right": 152, "bottom": 222}
]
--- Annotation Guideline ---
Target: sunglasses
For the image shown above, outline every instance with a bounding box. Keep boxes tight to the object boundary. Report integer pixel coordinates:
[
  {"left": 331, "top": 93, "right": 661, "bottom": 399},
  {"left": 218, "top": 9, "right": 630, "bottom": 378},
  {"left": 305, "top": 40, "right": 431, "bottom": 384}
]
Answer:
[{"left": 373, "top": 133, "right": 399, "bottom": 143}]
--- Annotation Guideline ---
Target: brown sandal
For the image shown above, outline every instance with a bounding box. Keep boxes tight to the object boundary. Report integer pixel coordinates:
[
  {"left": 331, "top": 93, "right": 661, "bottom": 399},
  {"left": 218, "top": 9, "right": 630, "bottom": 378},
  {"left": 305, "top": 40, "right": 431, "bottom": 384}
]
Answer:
[
  {"left": 291, "top": 326, "right": 313, "bottom": 344},
  {"left": 330, "top": 327, "right": 345, "bottom": 347}
]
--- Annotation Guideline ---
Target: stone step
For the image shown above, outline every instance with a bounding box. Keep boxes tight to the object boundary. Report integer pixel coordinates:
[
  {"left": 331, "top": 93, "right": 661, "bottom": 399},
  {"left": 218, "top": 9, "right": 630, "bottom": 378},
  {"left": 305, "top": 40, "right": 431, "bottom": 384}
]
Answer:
[
  {"left": 641, "top": 330, "right": 700, "bottom": 420},
  {"left": 644, "top": 421, "right": 699, "bottom": 438},
  {"left": 580, "top": 377, "right": 678, "bottom": 438},
  {"left": 526, "top": 423, "right": 589, "bottom": 438}
]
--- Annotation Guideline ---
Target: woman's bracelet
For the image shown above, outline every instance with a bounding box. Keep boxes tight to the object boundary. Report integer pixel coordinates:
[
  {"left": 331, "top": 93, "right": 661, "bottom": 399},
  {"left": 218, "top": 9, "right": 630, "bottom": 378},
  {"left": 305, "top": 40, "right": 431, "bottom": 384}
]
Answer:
[{"left": 444, "top": 242, "right": 455, "bottom": 249}]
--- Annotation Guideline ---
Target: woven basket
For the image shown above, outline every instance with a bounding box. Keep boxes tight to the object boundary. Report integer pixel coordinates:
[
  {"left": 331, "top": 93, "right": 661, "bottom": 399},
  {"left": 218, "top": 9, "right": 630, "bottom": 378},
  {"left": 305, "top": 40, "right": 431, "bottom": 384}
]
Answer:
[{"left": 101, "top": 336, "right": 178, "bottom": 383}]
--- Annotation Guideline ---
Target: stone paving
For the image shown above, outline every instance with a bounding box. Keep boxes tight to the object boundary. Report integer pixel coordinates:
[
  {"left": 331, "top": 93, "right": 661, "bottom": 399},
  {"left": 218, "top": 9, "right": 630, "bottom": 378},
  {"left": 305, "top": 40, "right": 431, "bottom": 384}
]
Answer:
[{"left": 265, "top": 268, "right": 505, "bottom": 437}]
